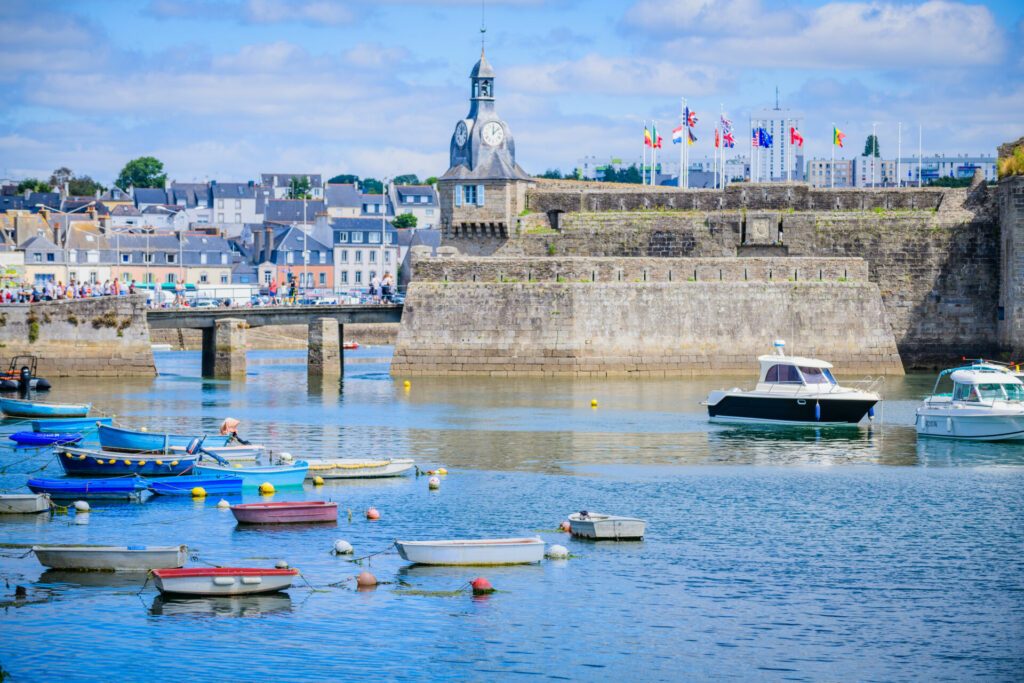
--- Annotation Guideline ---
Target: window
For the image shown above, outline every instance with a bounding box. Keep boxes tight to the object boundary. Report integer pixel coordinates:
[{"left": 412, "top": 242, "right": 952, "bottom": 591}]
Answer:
[
  {"left": 143, "top": 253, "right": 153, "bottom": 263},
  {"left": 217, "top": 213, "right": 224, "bottom": 222},
  {"left": 167, "top": 253, "right": 176, "bottom": 264},
  {"left": 352, "top": 232, "right": 363, "bottom": 243},
  {"left": 355, "top": 250, "right": 363, "bottom": 263},
  {"left": 355, "top": 271, "right": 362, "bottom": 284},
  {"left": 463, "top": 184, "right": 477, "bottom": 204},
  {"left": 145, "top": 272, "right": 154, "bottom": 284},
  {"left": 46, "top": 253, "right": 55, "bottom": 262},
  {"left": 200, "top": 253, "right": 208, "bottom": 264},
  {"left": 221, "top": 254, "right": 228, "bottom": 265},
  {"left": 86, "top": 250, "right": 99, "bottom": 264},
  {"left": 426, "top": 208, "right": 434, "bottom": 216},
  {"left": 121, "top": 254, "right": 130, "bottom": 263},
  {"left": 263, "top": 271, "right": 272, "bottom": 284},
  {"left": 384, "top": 251, "right": 391, "bottom": 264},
  {"left": 122, "top": 272, "right": 130, "bottom": 281},
  {"left": 286, "top": 252, "right": 294, "bottom": 265},
  {"left": 387, "top": 233, "right": 395, "bottom": 244},
  {"left": 369, "top": 251, "right": 377, "bottom": 263},
  {"left": 235, "top": 199, "right": 241, "bottom": 209},
  {"left": 200, "top": 272, "right": 208, "bottom": 284},
  {"left": 319, "top": 272, "right": 326, "bottom": 285},
  {"left": 234, "top": 213, "right": 241, "bottom": 223},
  {"left": 166, "top": 273, "right": 176, "bottom": 284},
  {"left": 798, "top": 366, "right": 834, "bottom": 385},
  {"left": 369, "top": 270, "right": 377, "bottom": 280},
  {"left": 340, "top": 249, "right": 348, "bottom": 263},
  {"left": 338, "top": 232, "right": 349, "bottom": 243},
  {"left": 764, "top": 364, "right": 801, "bottom": 383},
  {"left": 341, "top": 271, "right": 348, "bottom": 284},
  {"left": 33, "top": 253, "right": 41, "bottom": 263},
  {"left": 369, "top": 232, "right": 381, "bottom": 244},
  {"left": 221, "top": 274, "right": 228, "bottom": 284},
  {"left": 69, "top": 271, "right": 77, "bottom": 280},
  {"left": 217, "top": 199, "right": 224, "bottom": 209},
  {"left": 319, "top": 251, "right": 326, "bottom": 265}
]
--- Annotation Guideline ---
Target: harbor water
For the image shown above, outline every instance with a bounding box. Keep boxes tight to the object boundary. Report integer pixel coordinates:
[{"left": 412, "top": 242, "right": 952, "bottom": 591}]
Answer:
[{"left": 1, "top": 348, "right": 1022, "bottom": 681}]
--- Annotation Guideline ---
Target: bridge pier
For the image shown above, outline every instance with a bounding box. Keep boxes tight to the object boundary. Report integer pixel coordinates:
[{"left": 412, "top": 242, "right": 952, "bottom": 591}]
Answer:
[
  {"left": 308, "top": 317, "right": 343, "bottom": 376},
  {"left": 201, "top": 318, "right": 247, "bottom": 378}
]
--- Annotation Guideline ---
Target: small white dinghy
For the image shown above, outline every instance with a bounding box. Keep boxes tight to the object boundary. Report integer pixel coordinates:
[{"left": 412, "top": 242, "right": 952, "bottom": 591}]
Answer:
[
  {"left": 305, "top": 458, "right": 415, "bottom": 479},
  {"left": 568, "top": 511, "right": 647, "bottom": 541},
  {"left": 33, "top": 544, "right": 188, "bottom": 571},
  {"left": 395, "top": 537, "right": 545, "bottom": 565},
  {"left": 152, "top": 567, "right": 299, "bottom": 596},
  {"left": 0, "top": 493, "right": 51, "bottom": 514}
]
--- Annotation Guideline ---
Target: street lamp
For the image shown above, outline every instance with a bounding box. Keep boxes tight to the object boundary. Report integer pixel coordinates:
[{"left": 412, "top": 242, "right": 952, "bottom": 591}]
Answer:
[{"left": 35, "top": 201, "right": 95, "bottom": 249}]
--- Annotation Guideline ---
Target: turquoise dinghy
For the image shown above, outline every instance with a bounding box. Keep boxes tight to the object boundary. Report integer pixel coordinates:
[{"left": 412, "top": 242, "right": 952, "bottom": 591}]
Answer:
[
  {"left": 0, "top": 397, "right": 91, "bottom": 419},
  {"left": 98, "top": 424, "right": 231, "bottom": 453},
  {"left": 32, "top": 417, "right": 113, "bottom": 433},
  {"left": 193, "top": 461, "right": 309, "bottom": 489}
]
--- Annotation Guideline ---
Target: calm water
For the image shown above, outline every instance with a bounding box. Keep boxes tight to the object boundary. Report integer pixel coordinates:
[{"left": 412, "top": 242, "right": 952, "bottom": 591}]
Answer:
[{"left": 0, "top": 349, "right": 1022, "bottom": 681}]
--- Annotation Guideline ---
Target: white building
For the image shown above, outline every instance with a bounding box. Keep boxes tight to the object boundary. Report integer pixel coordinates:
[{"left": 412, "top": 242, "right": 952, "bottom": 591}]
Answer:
[
  {"left": 750, "top": 107, "right": 805, "bottom": 182},
  {"left": 389, "top": 184, "right": 439, "bottom": 230},
  {"left": 211, "top": 181, "right": 262, "bottom": 229},
  {"left": 894, "top": 154, "right": 997, "bottom": 186}
]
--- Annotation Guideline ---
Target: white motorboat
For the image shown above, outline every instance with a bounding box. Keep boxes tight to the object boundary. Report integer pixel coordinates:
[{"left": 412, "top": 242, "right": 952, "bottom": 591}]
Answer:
[
  {"left": 704, "top": 340, "right": 881, "bottom": 425},
  {"left": 151, "top": 567, "right": 299, "bottom": 596},
  {"left": 0, "top": 493, "right": 51, "bottom": 514},
  {"left": 395, "top": 537, "right": 545, "bottom": 565},
  {"left": 33, "top": 544, "right": 188, "bottom": 571},
  {"left": 916, "top": 365, "right": 1024, "bottom": 441},
  {"left": 305, "top": 458, "right": 415, "bottom": 479},
  {"left": 568, "top": 511, "right": 647, "bottom": 540},
  {"left": 170, "top": 443, "right": 266, "bottom": 462}
]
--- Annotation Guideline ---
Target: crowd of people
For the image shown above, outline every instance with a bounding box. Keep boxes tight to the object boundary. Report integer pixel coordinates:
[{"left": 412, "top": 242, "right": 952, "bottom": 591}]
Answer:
[{"left": 0, "top": 278, "right": 137, "bottom": 303}]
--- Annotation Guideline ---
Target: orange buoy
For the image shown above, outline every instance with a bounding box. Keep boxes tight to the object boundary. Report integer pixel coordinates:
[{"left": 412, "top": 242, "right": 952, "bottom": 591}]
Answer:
[
  {"left": 356, "top": 571, "right": 377, "bottom": 588},
  {"left": 559, "top": 520, "right": 571, "bottom": 532},
  {"left": 366, "top": 507, "right": 380, "bottom": 520},
  {"left": 471, "top": 577, "right": 495, "bottom": 595}
]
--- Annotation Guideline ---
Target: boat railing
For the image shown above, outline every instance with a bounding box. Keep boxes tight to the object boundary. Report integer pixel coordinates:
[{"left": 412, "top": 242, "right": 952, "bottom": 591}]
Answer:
[{"left": 759, "top": 375, "right": 882, "bottom": 397}]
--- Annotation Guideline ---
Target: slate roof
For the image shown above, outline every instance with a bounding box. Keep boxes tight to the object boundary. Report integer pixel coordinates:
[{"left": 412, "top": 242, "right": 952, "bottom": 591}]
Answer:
[
  {"left": 20, "top": 234, "right": 60, "bottom": 251},
  {"left": 264, "top": 199, "right": 325, "bottom": 223},
  {"left": 261, "top": 174, "right": 323, "bottom": 189},
  {"left": 324, "top": 183, "right": 362, "bottom": 208},
  {"left": 28, "top": 192, "right": 61, "bottom": 210},
  {"left": 133, "top": 188, "right": 169, "bottom": 206},
  {"left": 141, "top": 204, "right": 183, "bottom": 215},
  {"left": 110, "top": 204, "right": 142, "bottom": 216},
  {"left": 169, "top": 182, "right": 211, "bottom": 208},
  {"left": 0, "top": 196, "right": 25, "bottom": 212},
  {"left": 395, "top": 185, "right": 437, "bottom": 204},
  {"left": 211, "top": 182, "right": 256, "bottom": 199}
]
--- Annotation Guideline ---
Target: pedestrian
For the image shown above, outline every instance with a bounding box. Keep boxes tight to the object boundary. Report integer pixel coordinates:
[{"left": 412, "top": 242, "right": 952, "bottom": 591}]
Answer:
[
  {"left": 174, "top": 278, "right": 185, "bottom": 306},
  {"left": 381, "top": 273, "right": 393, "bottom": 302},
  {"left": 129, "top": 279, "right": 136, "bottom": 295},
  {"left": 269, "top": 278, "right": 278, "bottom": 305},
  {"left": 112, "top": 278, "right": 120, "bottom": 296}
]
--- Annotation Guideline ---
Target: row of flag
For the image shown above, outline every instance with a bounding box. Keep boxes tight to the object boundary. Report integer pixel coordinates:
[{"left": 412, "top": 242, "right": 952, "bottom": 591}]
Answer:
[{"left": 644, "top": 112, "right": 849, "bottom": 150}]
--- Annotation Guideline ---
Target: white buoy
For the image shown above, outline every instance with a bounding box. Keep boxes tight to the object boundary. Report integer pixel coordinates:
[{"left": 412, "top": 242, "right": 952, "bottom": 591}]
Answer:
[
  {"left": 216, "top": 499, "right": 231, "bottom": 509},
  {"left": 73, "top": 500, "right": 90, "bottom": 512},
  {"left": 279, "top": 452, "right": 294, "bottom": 462},
  {"left": 275, "top": 560, "right": 289, "bottom": 569},
  {"left": 546, "top": 544, "right": 569, "bottom": 559},
  {"left": 428, "top": 476, "right": 440, "bottom": 490},
  {"left": 333, "top": 539, "right": 353, "bottom": 555}
]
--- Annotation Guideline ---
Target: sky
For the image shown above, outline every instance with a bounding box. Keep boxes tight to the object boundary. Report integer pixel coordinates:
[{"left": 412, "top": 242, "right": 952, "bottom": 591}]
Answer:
[{"left": 1, "top": 0, "right": 1021, "bottom": 185}]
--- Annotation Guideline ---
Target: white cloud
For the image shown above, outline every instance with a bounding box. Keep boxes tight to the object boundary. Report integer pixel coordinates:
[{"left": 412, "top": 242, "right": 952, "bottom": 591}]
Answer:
[{"left": 503, "top": 54, "right": 728, "bottom": 96}]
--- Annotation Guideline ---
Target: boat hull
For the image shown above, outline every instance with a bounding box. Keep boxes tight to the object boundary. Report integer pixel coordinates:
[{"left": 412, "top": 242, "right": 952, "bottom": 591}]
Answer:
[
  {"left": 10, "top": 431, "right": 82, "bottom": 446},
  {"left": 707, "top": 395, "right": 877, "bottom": 425},
  {"left": 27, "top": 477, "right": 145, "bottom": 500},
  {"left": 569, "top": 514, "right": 646, "bottom": 541},
  {"left": 231, "top": 501, "right": 337, "bottom": 524},
  {"left": 97, "top": 424, "right": 231, "bottom": 453},
  {"left": 57, "top": 447, "right": 197, "bottom": 477},
  {"left": 395, "top": 538, "right": 545, "bottom": 565},
  {"left": 193, "top": 461, "right": 309, "bottom": 489},
  {"left": 305, "top": 459, "right": 414, "bottom": 479},
  {"left": 152, "top": 568, "right": 299, "bottom": 596},
  {"left": 916, "top": 411, "right": 1024, "bottom": 441},
  {"left": 0, "top": 493, "right": 51, "bottom": 514},
  {"left": 32, "top": 417, "right": 113, "bottom": 433},
  {"left": 33, "top": 545, "right": 187, "bottom": 571},
  {"left": 0, "top": 398, "right": 91, "bottom": 418},
  {"left": 169, "top": 444, "right": 266, "bottom": 462},
  {"left": 147, "top": 476, "right": 243, "bottom": 496}
]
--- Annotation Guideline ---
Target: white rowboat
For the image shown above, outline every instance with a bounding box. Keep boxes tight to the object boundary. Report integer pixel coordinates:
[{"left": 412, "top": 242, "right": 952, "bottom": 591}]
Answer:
[
  {"left": 568, "top": 512, "right": 647, "bottom": 540},
  {"left": 0, "top": 493, "right": 51, "bottom": 514},
  {"left": 171, "top": 443, "right": 266, "bottom": 461},
  {"left": 33, "top": 544, "right": 188, "bottom": 571},
  {"left": 395, "top": 537, "right": 545, "bottom": 565},
  {"left": 305, "top": 458, "right": 415, "bottom": 479},
  {"left": 152, "top": 567, "right": 299, "bottom": 596}
]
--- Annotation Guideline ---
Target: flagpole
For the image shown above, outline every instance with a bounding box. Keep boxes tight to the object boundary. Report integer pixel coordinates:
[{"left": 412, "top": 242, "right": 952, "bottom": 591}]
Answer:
[
  {"left": 918, "top": 123, "right": 922, "bottom": 187},
  {"left": 641, "top": 120, "right": 647, "bottom": 186},
  {"left": 682, "top": 100, "right": 688, "bottom": 190},
  {"left": 678, "top": 99, "right": 685, "bottom": 189},
  {"left": 749, "top": 115, "right": 753, "bottom": 183},
  {"left": 871, "top": 121, "right": 877, "bottom": 187},
  {"left": 831, "top": 122, "right": 836, "bottom": 189},
  {"left": 897, "top": 122, "right": 902, "bottom": 188},
  {"left": 652, "top": 121, "right": 658, "bottom": 187},
  {"left": 719, "top": 104, "right": 724, "bottom": 190}
]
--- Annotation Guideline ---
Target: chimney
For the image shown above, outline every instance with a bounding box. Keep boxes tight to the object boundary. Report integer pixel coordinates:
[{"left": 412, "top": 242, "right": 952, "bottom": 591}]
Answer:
[
  {"left": 263, "top": 226, "right": 273, "bottom": 263},
  {"left": 253, "top": 229, "right": 263, "bottom": 264}
]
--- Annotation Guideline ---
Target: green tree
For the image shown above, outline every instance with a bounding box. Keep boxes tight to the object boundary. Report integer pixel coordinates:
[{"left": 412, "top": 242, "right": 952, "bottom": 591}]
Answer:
[
  {"left": 424, "top": 176, "right": 439, "bottom": 186},
  {"left": 601, "top": 166, "right": 619, "bottom": 182},
  {"left": 927, "top": 176, "right": 972, "bottom": 188},
  {"left": 116, "top": 156, "right": 166, "bottom": 190},
  {"left": 620, "top": 164, "right": 642, "bottom": 184},
  {"left": 393, "top": 174, "right": 420, "bottom": 185},
  {"left": 16, "top": 178, "right": 53, "bottom": 193},
  {"left": 328, "top": 174, "right": 360, "bottom": 185},
  {"left": 68, "top": 175, "right": 104, "bottom": 196},
  {"left": 863, "top": 135, "right": 880, "bottom": 158},
  {"left": 361, "top": 177, "right": 383, "bottom": 194},
  {"left": 49, "top": 167, "right": 73, "bottom": 189},
  {"left": 536, "top": 168, "right": 563, "bottom": 179},
  {"left": 287, "top": 175, "right": 312, "bottom": 199},
  {"left": 393, "top": 213, "right": 418, "bottom": 229}
]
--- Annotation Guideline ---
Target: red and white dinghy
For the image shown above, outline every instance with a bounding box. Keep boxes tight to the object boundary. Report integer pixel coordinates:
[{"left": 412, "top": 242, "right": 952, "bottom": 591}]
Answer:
[
  {"left": 152, "top": 567, "right": 300, "bottom": 596},
  {"left": 230, "top": 500, "right": 338, "bottom": 524}
]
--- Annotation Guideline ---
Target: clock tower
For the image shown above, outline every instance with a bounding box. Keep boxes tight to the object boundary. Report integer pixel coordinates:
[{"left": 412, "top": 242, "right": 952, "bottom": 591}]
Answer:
[{"left": 438, "top": 47, "right": 532, "bottom": 241}]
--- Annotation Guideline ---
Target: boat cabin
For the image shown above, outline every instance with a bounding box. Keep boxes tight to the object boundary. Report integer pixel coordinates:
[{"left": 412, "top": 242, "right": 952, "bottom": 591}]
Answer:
[
  {"left": 756, "top": 355, "right": 838, "bottom": 388},
  {"left": 949, "top": 370, "right": 1024, "bottom": 403}
]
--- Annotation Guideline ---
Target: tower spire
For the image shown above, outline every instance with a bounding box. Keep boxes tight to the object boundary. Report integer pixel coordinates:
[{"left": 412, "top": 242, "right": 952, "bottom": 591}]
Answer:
[{"left": 480, "top": 0, "right": 486, "bottom": 54}]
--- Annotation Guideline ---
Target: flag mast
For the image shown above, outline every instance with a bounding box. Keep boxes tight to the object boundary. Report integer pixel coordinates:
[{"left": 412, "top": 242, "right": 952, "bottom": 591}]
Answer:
[
  {"left": 897, "top": 122, "right": 902, "bottom": 188},
  {"left": 918, "top": 124, "right": 923, "bottom": 187},
  {"left": 680, "top": 98, "right": 686, "bottom": 189},
  {"left": 652, "top": 121, "right": 658, "bottom": 186},
  {"left": 719, "top": 103, "right": 724, "bottom": 190},
  {"left": 682, "top": 99, "right": 689, "bottom": 189},
  {"left": 642, "top": 120, "right": 647, "bottom": 186},
  {"left": 831, "top": 122, "right": 836, "bottom": 189}
]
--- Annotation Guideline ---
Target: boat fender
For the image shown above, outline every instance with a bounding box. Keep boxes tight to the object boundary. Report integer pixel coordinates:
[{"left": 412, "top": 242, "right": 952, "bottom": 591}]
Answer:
[
  {"left": 947, "top": 417, "right": 953, "bottom": 433},
  {"left": 546, "top": 545, "right": 569, "bottom": 559},
  {"left": 366, "top": 507, "right": 380, "bottom": 520},
  {"left": 123, "top": 460, "right": 132, "bottom": 466},
  {"left": 73, "top": 500, "right": 90, "bottom": 512},
  {"left": 138, "top": 461, "right": 146, "bottom": 466},
  {"left": 170, "top": 461, "right": 179, "bottom": 466},
  {"left": 17, "top": 366, "right": 31, "bottom": 393},
  {"left": 868, "top": 406, "right": 875, "bottom": 420},
  {"left": 155, "top": 460, "right": 163, "bottom": 466},
  {"left": 213, "top": 576, "right": 235, "bottom": 586},
  {"left": 471, "top": 577, "right": 494, "bottom": 595},
  {"left": 815, "top": 402, "right": 821, "bottom": 422},
  {"left": 107, "top": 459, "right": 117, "bottom": 465},
  {"left": 333, "top": 540, "right": 354, "bottom": 555}
]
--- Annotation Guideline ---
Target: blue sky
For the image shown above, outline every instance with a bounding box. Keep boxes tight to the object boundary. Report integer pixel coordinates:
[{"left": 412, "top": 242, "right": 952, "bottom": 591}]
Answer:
[{"left": 1, "top": 0, "right": 1021, "bottom": 184}]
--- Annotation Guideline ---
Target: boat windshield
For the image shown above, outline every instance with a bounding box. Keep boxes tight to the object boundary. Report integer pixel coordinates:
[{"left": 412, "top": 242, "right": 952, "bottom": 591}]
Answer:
[
  {"left": 954, "top": 382, "right": 1024, "bottom": 402},
  {"left": 764, "top": 364, "right": 802, "bottom": 383},
  {"left": 799, "top": 366, "right": 836, "bottom": 385}
]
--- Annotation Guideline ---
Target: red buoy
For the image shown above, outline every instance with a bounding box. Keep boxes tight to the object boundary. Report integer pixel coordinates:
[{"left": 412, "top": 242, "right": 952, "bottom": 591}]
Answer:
[
  {"left": 559, "top": 520, "right": 571, "bottom": 532},
  {"left": 471, "top": 577, "right": 494, "bottom": 595},
  {"left": 356, "top": 571, "right": 377, "bottom": 588},
  {"left": 366, "top": 507, "right": 380, "bottom": 520}
]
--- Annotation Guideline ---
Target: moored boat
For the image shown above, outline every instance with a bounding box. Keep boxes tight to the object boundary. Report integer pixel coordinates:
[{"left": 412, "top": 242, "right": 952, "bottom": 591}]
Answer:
[
  {"left": 916, "top": 364, "right": 1024, "bottom": 441},
  {"left": 152, "top": 567, "right": 299, "bottom": 596},
  {"left": 56, "top": 445, "right": 197, "bottom": 477},
  {"left": 193, "top": 460, "right": 309, "bottom": 489},
  {"left": 395, "top": 537, "right": 545, "bottom": 565},
  {"left": 32, "top": 416, "right": 113, "bottom": 433},
  {"left": 0, "top": 493, "right": 51, "bottom": 514},
  {"left": 703, "top": 340, "right": 880, "bottom": 425},
  {"left": 231, "top": 501, "right": 337, "bottom": 524},
  {"left": 146, "top": 475, "right": 243, "bottom": 496},
  {"left": 33, "top": 544, "right": 187, "bottom": 571},
  {"left": 169, "top": 443, "right": 266, "bottom": 462},
  {"left": 343, "top": 341, "right": 359, "bottom": 350},
  {"left": 98, "top": 423, "right": 231, "bottom": 453},
  {"left": 305, "top": 458, "right": 414, "bottom": 479},
  {"left": 0, "top": 397, "right": 91, "bottom": 419},
  {"left": 568, "top": 511, "right": 647, "bottom": 540},
  {"left": 27, "top": 476, "right": 147, "bottom": 500},
  {"left": 9, "top": 431, "right": 82, "bottom": 446}
]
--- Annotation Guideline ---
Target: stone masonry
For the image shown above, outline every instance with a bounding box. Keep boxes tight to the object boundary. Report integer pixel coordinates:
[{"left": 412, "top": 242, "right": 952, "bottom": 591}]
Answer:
[{"left": 998, "top": 175, "right": 1024, "bottom": 357}]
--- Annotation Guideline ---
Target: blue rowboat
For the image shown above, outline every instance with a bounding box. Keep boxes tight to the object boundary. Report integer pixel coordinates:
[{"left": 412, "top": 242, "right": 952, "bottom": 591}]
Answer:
[
  {"left": 98, "top": 424, "right": 231, "bottom": 453},
  {"left": 9, "top": 431, "right": 82, "bottom": 446},
  {"left": 146, "top": 475, "right": 243, "bottom": 496},
  {"left": 0, "top": 397, "right": 91, "bottom": 419},
  {"left": 32, "top": 417, "right": 113, "bottom": 433},
  {"left": 27, "top": 477, "right": 146, "bottom": 500},
  {"left": 56, "top": 446, "right": 197, "bottom": 477},
  {"left": 193, "top": 461, "right": 309, "bottom": 489}
]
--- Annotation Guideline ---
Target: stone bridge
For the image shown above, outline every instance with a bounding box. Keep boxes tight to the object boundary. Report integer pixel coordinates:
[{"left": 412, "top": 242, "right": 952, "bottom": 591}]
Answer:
[{"left": 147, "top": 304, "right": 403, "bottom": 378}]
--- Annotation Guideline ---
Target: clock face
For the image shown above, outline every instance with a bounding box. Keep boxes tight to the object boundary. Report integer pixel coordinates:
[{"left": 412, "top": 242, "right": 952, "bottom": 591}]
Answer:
[
  {"left": 454, "top": 121, "right": 468, "bottom": 147},
  {"left": 482, "top": 121, "right": 504, "bottom": 146}
]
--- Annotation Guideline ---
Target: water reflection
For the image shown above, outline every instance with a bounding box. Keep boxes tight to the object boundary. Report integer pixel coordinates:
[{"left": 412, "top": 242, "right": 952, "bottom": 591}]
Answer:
[
  {"left": 39, "top": 569, "right": 149, "bottom": 589},
  {"left": 149, "top": 593, "right": 293, "bottom": 617},
  {"left": 916, "top": 437, "right": 1024, "bottom": 467}
]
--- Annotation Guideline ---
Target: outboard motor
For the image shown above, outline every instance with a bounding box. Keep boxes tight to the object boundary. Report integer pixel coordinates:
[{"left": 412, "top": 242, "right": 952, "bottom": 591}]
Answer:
[{"left": 17, "top": 366, "right": 32, "bottom": 394}]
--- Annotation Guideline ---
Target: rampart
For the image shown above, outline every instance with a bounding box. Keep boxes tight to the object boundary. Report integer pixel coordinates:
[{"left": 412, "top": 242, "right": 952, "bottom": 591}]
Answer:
[{"left": 0, "top": 296, "right": 156, "bottom": 377}]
